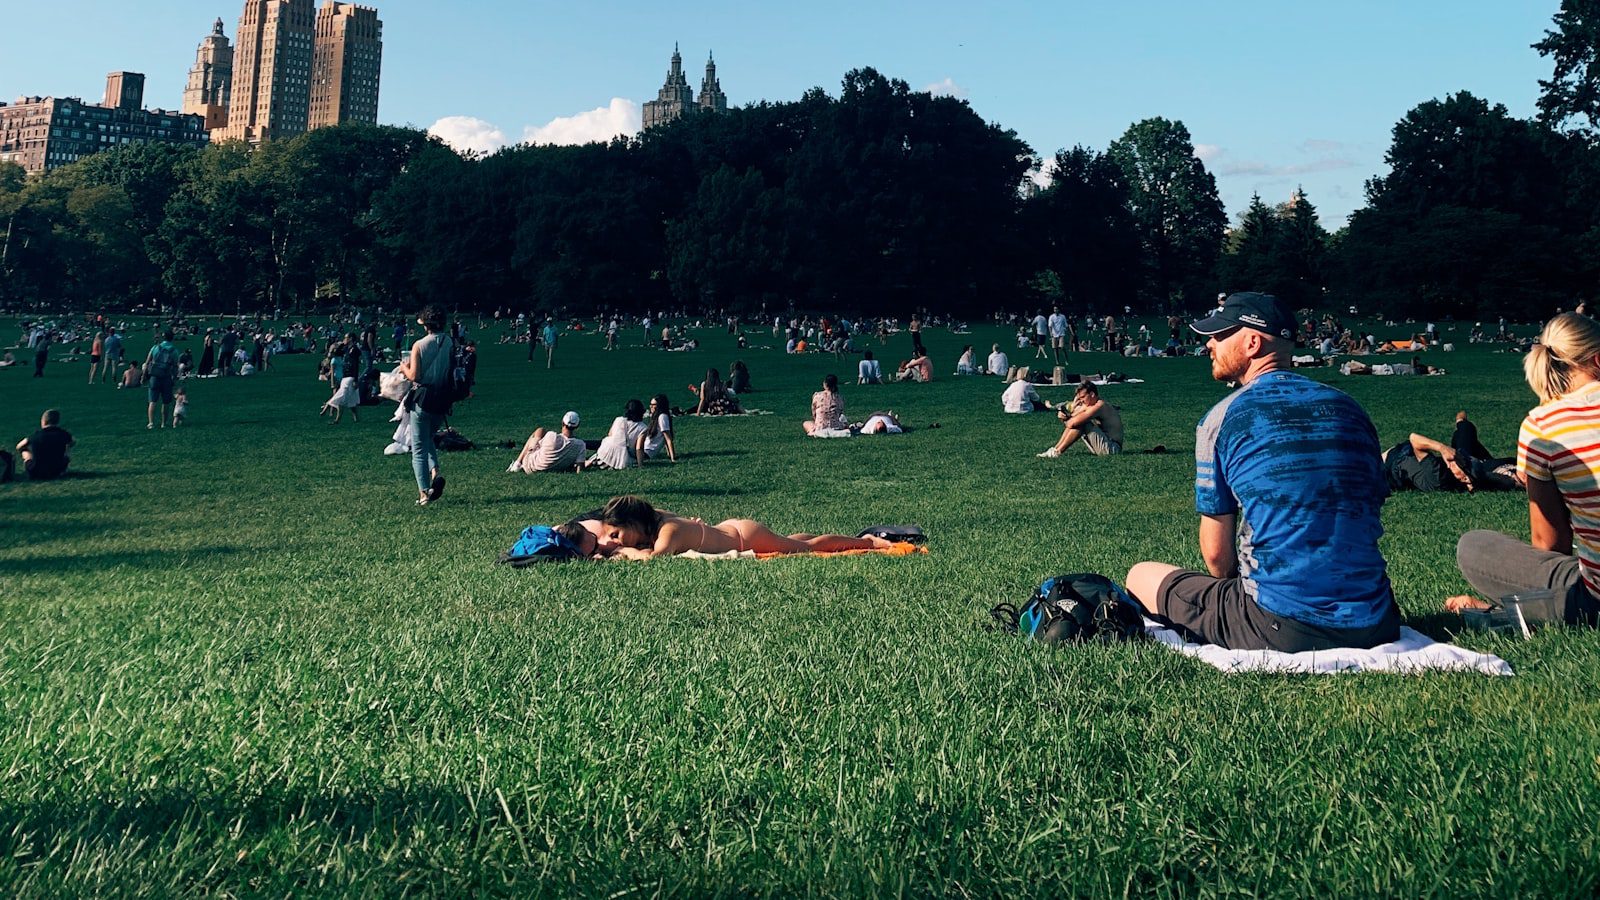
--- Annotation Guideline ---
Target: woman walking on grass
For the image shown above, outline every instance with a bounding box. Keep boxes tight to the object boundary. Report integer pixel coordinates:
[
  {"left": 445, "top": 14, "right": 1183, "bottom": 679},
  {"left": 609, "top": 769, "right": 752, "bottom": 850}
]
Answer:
[
  {"left": 1450, "top": 312, "right": 1600, "bottom": 625},
  {"left": 399, "top": 305, "right": 451, "bottom": 506}
]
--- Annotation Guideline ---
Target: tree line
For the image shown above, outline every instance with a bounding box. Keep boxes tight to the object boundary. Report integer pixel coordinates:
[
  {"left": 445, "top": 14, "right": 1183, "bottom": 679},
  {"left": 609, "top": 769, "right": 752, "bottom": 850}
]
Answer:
[{"left": 6, "top": 1, "right": 1600, "bottom": 321}]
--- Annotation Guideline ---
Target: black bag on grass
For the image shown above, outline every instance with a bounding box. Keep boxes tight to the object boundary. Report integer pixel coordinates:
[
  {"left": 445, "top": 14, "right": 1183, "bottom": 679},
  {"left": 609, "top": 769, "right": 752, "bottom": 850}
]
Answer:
[{"left": 991, "top": 573, "right": 1145, "bottom": 645}]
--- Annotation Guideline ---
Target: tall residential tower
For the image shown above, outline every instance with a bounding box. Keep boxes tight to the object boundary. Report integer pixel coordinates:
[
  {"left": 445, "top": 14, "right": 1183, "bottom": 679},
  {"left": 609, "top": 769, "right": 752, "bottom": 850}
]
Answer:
[
  {"left": 217, "top": 0, "right": 315, "bottom": 144},
  {"left": 309, "top": 2, "right": 382, "bottom": 129},
  {"left": 643, "top": 45, "right": 727, "bottom": 129},
  {"left": 182, "top": 19, "right": 234, "bottom": 130}
]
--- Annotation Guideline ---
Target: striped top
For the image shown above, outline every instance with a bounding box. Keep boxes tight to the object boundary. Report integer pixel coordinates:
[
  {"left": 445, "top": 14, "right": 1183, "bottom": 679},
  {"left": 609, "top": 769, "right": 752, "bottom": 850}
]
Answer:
[{"left": 1518, "top": 380, "right": 1600, "bottom": 593}]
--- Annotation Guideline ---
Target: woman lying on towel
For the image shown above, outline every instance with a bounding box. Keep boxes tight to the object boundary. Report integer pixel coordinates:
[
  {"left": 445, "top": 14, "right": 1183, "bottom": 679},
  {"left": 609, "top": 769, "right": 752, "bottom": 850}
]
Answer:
[{"left": 579, "top": 495, "right": 901, "bottom": 560}]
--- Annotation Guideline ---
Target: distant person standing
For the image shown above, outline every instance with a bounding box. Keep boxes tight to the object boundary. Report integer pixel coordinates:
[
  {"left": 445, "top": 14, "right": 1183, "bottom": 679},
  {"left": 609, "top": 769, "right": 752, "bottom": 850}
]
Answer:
[
  {"left": 1048, "top": 307, "right": 1069, "bottom": 365},
  {"left": 909, "top": 313, "right": 926, "bottom": 357},
  {"left": 543, "top": 320, "right": 559, "bottom": 368},
  {"left": 1102, "top": 314, "right": 1118, "bottom": 353},
  {"left": 197, "top": 329, "right": 216, "bottom": 376},
  {"left": 32, "top": 331, "right": 49, "bottom": 377},
  {"left": 102, "top": 328, "right": 123, "bottom": 383},
  {"left": 1031, "top": 310, "right": 1049, "bottom": 359},
  {"left": 392, "top": 319, "right": 407, "bottom": 352},
  {"left": 144, "top": 330, "right": 180, "bottom": 429},
  {"left": 399, "top": 306, "right": 451, "bottom": 506},
  {"left": 218, "top": 327, "right": 238, "bottom": 376},
  {"left": 87, "top": 331, "right": 105, "bottom": 383}
]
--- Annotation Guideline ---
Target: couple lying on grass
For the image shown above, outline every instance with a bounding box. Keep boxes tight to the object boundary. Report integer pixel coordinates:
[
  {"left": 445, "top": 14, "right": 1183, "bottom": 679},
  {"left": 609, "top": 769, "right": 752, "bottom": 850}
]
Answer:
[{"left": 554, "top": 496, "right": 915, "bottom": 560}]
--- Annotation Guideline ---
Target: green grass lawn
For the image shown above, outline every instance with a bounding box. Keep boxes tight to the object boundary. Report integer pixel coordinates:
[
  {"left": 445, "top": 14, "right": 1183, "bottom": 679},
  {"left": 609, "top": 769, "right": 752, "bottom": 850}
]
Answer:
[{"left": 2, "top": 317, "right": 1596, "bottom": 897}]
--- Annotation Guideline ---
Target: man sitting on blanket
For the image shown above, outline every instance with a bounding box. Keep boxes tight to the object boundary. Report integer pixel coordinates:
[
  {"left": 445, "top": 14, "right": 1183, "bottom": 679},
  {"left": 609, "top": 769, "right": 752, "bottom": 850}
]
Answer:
[
  {"left": 586, "top": 495, "right": 898, "bottom": 560},
  {"left": 1125, "top": 292, "right": 1401, "bottom": 652}
]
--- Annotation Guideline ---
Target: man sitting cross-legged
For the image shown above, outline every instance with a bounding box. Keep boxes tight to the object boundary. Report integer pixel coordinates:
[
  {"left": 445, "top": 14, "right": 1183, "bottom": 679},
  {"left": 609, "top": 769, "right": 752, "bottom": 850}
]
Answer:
[
  {"left": 1038, "top": 382, "right": 1123, "bottom": 458},
  {"left": 1124, "top": 292, "right": 1401, "bottom": 652}
]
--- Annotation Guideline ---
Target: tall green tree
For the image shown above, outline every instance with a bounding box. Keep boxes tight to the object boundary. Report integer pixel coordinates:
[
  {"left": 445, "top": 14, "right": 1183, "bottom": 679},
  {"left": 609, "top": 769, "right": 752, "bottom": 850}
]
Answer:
[
  {"left": 1535, "top": 0, "right": 1600, "bottom": 129},
  {"left": 1106, "top": 117, "right": 1226, "bottom": 308},
  {"left": 1025, "top": 146, "right": 1138, "bottom": 312}
]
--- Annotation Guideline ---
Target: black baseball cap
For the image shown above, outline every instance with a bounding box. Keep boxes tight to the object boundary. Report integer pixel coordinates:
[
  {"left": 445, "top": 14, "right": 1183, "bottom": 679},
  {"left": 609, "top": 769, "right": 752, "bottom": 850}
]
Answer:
[{"left": 1191, "top": 292, "right": 1295, "bottom": 340}]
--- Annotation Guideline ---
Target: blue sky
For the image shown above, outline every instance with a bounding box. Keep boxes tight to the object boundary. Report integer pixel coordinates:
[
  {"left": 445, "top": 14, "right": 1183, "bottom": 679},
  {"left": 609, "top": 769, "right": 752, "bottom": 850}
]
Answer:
[{"left": 0, "top": 0, "right": 1560, "bottom": 225}]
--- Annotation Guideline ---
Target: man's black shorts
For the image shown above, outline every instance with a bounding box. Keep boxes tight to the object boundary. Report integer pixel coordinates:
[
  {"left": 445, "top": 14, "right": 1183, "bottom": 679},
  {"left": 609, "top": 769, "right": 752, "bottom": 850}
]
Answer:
[
  {"left": 1156, "top": 569, "right": 1400, "bottom": 652},
  {"left": 1031, "top": 334, "right": 1044, "bottom": 346}
]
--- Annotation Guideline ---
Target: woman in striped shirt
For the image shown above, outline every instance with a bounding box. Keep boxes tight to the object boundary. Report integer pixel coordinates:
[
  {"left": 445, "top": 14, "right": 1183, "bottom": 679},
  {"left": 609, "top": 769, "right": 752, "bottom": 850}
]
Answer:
[{"left": 1451, "top": 312, "right": 1600, "bottom": 624}]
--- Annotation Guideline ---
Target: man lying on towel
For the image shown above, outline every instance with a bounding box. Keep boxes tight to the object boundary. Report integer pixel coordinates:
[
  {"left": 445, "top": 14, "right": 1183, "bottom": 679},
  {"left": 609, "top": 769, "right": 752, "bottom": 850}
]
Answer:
[
  {"left": 559, "top": 495, "right": 903, "bottom": 560},
  {"left": 1124, "top": 293, "right": 1401, "bottom": 652}
]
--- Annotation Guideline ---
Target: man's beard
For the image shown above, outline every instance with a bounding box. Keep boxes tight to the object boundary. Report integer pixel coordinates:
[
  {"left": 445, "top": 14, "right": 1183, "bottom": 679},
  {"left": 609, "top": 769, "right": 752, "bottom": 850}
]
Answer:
[{"left": 1211, "top": 342, "right": 1247, "bottom": 382}]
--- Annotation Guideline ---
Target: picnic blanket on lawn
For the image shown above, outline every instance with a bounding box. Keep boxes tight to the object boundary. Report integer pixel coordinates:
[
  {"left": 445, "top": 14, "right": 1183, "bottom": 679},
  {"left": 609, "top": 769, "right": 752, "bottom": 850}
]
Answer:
[
  {"left": 679, "top": 543, "right": 928, "bottom": 561},
  {"left": 1144, "top": 619, "right": 1512, "bottom": 675}
]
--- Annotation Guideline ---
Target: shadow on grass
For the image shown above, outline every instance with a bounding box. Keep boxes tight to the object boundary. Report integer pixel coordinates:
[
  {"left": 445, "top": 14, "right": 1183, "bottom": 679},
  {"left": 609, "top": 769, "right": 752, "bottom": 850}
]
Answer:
[
  {"left": 1405, "top": 611, "right": 1468, "bottom": 642},
  {"left": 0, "top": 544, "right": 245, "bottom": 576}
]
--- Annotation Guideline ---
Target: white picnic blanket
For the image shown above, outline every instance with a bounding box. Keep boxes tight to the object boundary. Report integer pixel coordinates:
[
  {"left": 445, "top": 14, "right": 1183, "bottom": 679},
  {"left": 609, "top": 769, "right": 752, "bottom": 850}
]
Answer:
[
  {"left": 809, "top": 427, "right": 853, "bottom": 438},
  {"left": 1144, "top": 620, "right": 1513, "bottom": 675}
]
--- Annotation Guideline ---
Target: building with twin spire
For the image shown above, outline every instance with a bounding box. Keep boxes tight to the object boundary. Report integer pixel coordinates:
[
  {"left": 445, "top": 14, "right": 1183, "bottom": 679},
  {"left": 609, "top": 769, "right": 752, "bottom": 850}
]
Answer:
[{"left": 643, "top": 45, "right": 726, "bottom": 130}]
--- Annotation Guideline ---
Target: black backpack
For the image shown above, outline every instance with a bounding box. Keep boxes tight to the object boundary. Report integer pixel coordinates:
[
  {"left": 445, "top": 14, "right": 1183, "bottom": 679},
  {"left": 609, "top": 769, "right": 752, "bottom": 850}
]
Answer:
[{"left": 991, "top": 573, "right": 1146, "bottom": 645}]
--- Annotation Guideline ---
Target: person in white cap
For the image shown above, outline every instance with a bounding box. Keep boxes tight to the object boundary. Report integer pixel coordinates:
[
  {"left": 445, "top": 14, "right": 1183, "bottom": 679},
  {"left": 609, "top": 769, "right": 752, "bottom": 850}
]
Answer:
[{"left": 508, "top": 411, "right": 587, "bottom": 473}]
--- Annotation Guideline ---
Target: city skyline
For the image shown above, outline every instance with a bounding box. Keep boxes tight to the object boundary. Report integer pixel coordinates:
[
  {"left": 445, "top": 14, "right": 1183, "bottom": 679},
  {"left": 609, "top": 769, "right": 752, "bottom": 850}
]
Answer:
[{"left": 0, "top": 0, "right": 1560, "bottom": 224}]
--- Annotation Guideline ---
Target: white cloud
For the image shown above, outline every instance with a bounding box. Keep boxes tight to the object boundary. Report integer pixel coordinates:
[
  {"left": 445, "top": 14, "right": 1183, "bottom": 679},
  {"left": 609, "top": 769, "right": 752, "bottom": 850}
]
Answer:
[
  {"left": 427, "top": 99, "right": 642, "bottom": 157},
  {"left": 523, "top": 99, "right": 641, "bottom": 146},
  {"left": 1028, "top": 154, "right": 1058, "bottom": 190},
  {"left": 427, "top": 115, "right": 509, "bottom": 156},
  {"left": 1192, "top": 141, "right": 1356, "bottom": 178},
  {"left": 923, "top": 77, "right": 967, "bottom": 98}
]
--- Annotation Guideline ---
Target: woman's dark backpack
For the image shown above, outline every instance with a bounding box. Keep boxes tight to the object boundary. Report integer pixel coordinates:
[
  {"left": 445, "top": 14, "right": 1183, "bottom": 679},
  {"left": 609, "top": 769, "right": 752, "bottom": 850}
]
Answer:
[{"left": 991, "top": 573, "right": 1146, "bottom": 644}]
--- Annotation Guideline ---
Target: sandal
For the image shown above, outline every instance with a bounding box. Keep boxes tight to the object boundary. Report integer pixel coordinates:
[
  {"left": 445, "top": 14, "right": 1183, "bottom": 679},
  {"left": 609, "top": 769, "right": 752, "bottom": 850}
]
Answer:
[{"left": 428, "top": 474, "right": 446, "bottom": 501}]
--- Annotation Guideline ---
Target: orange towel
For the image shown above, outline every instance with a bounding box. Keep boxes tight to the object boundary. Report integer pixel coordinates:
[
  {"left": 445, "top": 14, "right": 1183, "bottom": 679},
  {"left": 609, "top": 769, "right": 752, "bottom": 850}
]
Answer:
[{"left": 754, "top": 543, "right": 927, "bottom": 560}]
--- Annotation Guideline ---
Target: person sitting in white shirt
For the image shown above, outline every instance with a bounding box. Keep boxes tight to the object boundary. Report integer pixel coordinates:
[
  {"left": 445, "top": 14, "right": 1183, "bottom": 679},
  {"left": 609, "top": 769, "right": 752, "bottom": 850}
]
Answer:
[
  {"left": 1002, "top": 378, "right": 1047, "bottom": 414},
  {"left": 955, "top": 345, "right": 976, "bottom": 374},
  {"left": 857, "top": 350, "right": 883, "bottom": 384},
  {"left": 986, "top": 344, "right": 1009, "bottom": 377}
]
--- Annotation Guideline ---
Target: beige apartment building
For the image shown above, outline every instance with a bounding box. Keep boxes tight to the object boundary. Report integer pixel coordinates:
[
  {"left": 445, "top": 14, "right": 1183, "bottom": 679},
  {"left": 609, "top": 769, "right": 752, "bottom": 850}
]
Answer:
[
  {"left": 182, "top": 19, "right": 235, "bottom": 131},
  {"left": 215, "top": 0, "right": 382, "bottom": 144},
  {"left": 309, "top": 2, "right": 382, "bottom": 130},
  {"left": 216, "top": 0, "right": 315, "bottom": 144}
]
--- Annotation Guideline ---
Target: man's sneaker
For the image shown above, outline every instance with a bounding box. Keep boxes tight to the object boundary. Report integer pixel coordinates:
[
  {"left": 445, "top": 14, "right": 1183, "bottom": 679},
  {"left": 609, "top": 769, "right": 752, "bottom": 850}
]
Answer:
[{"left": 1037, "top": 448, "right": 1060, "bottom": 458}]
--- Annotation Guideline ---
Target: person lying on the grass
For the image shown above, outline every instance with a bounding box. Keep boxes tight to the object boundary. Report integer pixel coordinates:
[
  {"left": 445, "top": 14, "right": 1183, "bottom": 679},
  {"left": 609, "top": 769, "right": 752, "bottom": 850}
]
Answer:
[
  {"left": 1038, "top": 382, "right": 1122, "bottom": 458},
  {"left": 592, "top": 495, "right": 897, "bottom": 560},
  {"left": 1383, "top": 411, "right": 1518, "bottom": 493},
  {"left": 1448, "top": 312, "right": 1600, "bottom": 624},
  {"left": 1124, "top": 292, "right": 1401, "bottom": 652}
]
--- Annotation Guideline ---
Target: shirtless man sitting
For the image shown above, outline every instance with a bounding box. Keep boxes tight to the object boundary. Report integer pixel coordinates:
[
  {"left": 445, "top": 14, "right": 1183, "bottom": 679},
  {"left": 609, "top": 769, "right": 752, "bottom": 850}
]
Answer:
[
  {"left": 1038, "top": 382, "right": 1123, "bottom": 457},
  {"left": 588, "top": 495, "right": 896, "bottom": 560}
]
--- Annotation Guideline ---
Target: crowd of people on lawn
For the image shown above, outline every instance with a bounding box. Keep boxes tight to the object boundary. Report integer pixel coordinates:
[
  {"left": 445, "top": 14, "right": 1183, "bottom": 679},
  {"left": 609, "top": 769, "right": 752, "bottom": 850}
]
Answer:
[{"left": 13, "top": 293, "right": 1600, "bottom": 652}]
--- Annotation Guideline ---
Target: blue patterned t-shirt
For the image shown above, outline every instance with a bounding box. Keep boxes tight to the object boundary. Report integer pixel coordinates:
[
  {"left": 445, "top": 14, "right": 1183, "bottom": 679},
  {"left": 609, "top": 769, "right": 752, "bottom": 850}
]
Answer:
[{"left": 1195, "top": 371, "right": 1395, "bottom": 629}]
